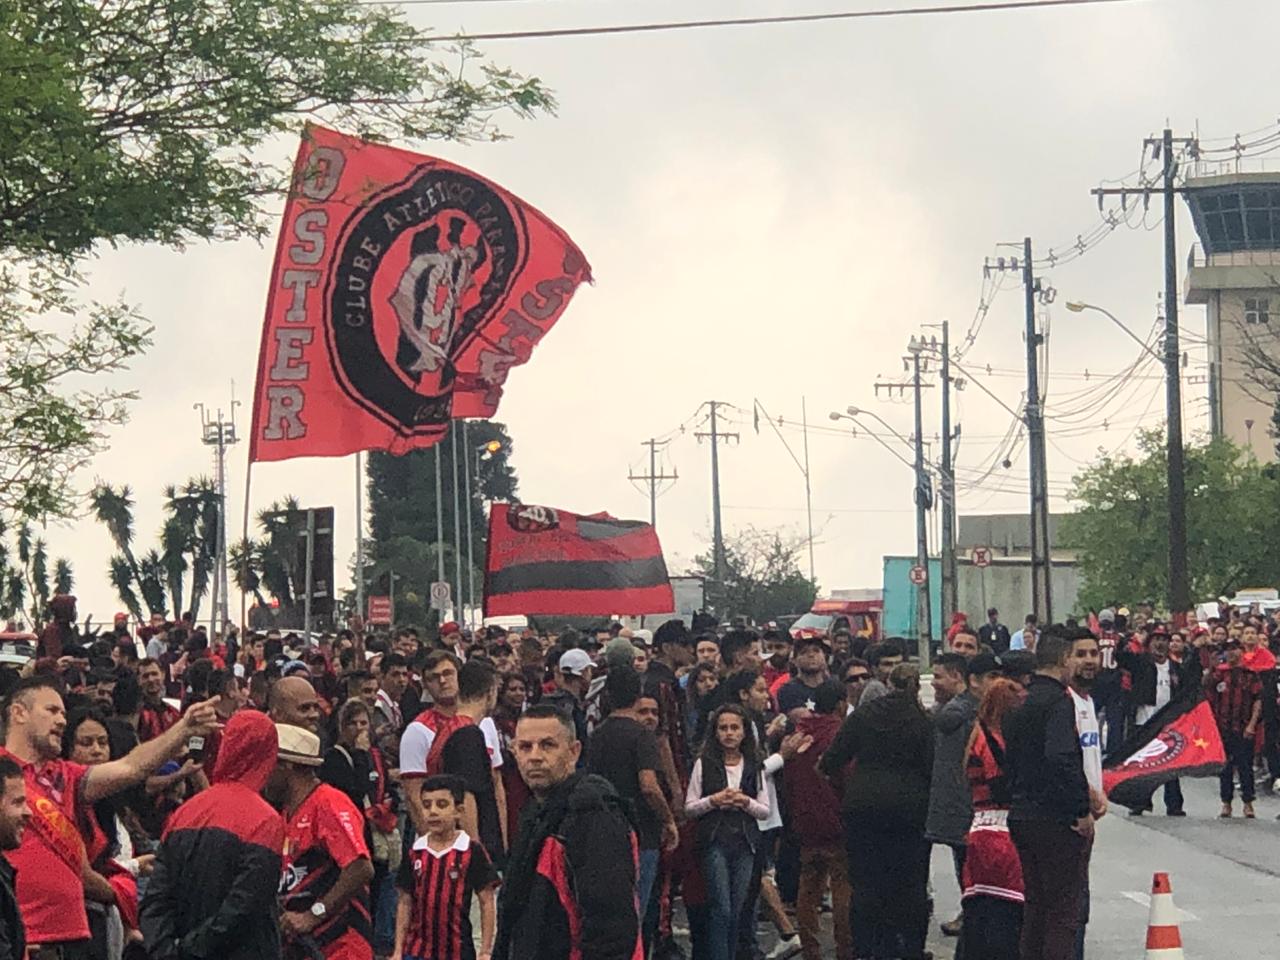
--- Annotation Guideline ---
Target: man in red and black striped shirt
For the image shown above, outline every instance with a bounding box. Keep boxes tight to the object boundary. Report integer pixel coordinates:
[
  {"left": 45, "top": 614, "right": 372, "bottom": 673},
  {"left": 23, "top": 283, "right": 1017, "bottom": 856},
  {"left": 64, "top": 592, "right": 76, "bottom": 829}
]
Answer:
[
  {"left": 1204, "top": 640, "right": 1262, "bottom": 818},
  {"left": 393, "top": 775, "right": 499, "bottom": 960}
]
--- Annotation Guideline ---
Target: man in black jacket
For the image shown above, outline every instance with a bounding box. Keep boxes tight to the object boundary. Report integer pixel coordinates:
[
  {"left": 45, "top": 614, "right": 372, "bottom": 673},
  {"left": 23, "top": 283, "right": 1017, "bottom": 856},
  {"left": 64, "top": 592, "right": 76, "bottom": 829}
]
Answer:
[
  {"left": 1004, "top": 628, "right": 1092, "bottom": 960},
  {"left": 0, "top": 756, "right": 29, "bottom": 960},
  {"left": 141, "top": 711, "right": 285, "bottom": 960},
  {"left": 978, "top": 608, "right": 1011, "bottom": 654},
  {"left": 496, "top": 704, "right": 640, "bottom": 960}
]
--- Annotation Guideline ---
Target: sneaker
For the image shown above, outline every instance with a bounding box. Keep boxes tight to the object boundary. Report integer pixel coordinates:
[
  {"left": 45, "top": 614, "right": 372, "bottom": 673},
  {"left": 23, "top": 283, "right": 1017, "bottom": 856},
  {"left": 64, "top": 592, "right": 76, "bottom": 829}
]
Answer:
[
  {"left": 1220, "top": 803, "right": 1233, "bottom": 818},
  {"left": 1244, "top": 802, "right": 1256, "bottom": 819},
  {"left": 764, "top": 936, "right": 802, "bottom": 960},
  {"left": 940, "top": 915, "right": 963, "bottom": 937},
  {"left": 1128, "top": 807, "right": 1145, "bottom": 817},
  {"left": 1166, "top": 809, "right": 1187, "bottom": 817}
]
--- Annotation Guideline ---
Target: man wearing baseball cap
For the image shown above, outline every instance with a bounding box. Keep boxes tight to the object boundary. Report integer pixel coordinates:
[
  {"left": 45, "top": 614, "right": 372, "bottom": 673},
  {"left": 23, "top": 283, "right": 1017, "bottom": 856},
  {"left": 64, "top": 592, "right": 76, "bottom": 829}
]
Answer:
[
  {"left": 441, "top": 622, "right": 469, "bottom": 661},
  {"left": 544, "top": 650, "right": 593, "bottom": 754},
  {"left": 269, "top": 724, "right": 375, "bottom": 960},
  {"left": 777, "top": 636, "right": 832, "bottom": 715}
]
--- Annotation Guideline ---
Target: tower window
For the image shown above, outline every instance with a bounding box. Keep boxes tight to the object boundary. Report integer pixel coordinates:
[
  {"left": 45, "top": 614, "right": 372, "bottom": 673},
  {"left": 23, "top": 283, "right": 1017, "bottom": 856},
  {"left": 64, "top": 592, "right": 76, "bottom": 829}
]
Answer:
[{"left": 1245, "top": 297, "right": 1271, "bottom": 324}]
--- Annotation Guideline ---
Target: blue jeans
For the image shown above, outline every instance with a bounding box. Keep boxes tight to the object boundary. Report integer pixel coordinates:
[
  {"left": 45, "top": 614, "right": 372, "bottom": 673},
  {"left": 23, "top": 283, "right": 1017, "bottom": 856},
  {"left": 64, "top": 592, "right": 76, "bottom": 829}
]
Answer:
[
  {"left": 373, "top": 862, "right": 398, "bottom": 951},
  {"left": 637, "top": 847, "right": 661, "bottom": 923},
  {"left": 702, "top": 841, "right": 756, "bottom": 960}
]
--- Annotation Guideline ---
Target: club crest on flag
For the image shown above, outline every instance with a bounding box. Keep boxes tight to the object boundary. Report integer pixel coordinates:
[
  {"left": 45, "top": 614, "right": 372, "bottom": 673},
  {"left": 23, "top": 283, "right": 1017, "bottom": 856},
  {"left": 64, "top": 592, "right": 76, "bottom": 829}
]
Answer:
[
  {"left": 249, "top": 125, "right": 591, "bottom": 463},
  {"left": 1119, "top": 728, "right": 1186, "bottom": 771}
]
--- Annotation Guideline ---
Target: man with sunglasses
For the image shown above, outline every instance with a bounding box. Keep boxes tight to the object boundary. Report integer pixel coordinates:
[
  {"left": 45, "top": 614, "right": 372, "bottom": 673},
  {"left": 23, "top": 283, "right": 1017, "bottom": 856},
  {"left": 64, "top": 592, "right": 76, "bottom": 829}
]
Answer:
[{"left": 840, "top": 661, "right": 872, "bottom": 714}]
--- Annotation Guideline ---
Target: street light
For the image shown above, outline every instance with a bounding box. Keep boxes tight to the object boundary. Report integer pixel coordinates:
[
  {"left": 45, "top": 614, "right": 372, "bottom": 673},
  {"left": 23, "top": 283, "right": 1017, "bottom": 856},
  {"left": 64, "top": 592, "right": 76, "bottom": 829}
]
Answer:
[
  {"left": 1065, "top": 301, "right": 1163, "bottom": 361},
  {"left": 847, "top": 405, "right": 915, "bottom": 451},
  {"left": 829, "top": 410, "right": 915, "bottom": 470}
]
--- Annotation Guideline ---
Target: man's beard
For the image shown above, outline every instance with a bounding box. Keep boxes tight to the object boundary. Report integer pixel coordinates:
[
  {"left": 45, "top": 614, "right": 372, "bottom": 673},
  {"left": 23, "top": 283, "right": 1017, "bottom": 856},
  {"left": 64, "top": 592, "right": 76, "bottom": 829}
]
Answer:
[{"left": 1072, "top": 672, "right": 1096, "bottom": 691}]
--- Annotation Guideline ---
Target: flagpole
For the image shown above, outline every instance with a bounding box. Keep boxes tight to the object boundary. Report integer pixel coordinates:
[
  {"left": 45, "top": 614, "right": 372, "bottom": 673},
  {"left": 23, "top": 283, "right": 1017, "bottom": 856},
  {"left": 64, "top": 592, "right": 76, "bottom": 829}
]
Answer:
[
  {"left": 450, "top": 423, "right": 463, "bottom": 624},
  {"left": 462, "top": 420, "right": 476, "bottom": 629},
  {"left": 240, "top": 461, "right": 253, "bottom": 631},
  {"left": 434, "top": 444, "right": 445, "bottom": 606},
  {"left": 355, "top": 452, "right": 364, "bottom": 622}
]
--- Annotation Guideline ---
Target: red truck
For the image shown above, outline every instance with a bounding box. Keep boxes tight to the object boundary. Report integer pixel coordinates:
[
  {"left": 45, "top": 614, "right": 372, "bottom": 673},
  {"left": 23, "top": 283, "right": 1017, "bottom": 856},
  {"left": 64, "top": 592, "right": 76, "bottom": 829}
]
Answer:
[{"left": 789, "top": 598, "right": 882, "bottom": 643}]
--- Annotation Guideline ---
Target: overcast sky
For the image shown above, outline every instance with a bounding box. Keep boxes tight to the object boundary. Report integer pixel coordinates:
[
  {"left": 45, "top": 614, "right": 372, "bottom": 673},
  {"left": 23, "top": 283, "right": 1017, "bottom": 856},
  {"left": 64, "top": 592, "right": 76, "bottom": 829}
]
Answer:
[{"left": 39, "top": 0, "right": 1277, "bottom": 625}]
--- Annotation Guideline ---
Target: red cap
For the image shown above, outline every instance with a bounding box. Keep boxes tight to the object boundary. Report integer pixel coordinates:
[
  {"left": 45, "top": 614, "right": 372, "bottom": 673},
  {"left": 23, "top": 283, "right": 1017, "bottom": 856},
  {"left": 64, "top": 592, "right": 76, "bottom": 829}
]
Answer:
[
  {"left": 441, "top": 622, "right": 462, "bottom": 636},
  {"left": 114, "top": 612, "right": 129, "bottom": 623}
]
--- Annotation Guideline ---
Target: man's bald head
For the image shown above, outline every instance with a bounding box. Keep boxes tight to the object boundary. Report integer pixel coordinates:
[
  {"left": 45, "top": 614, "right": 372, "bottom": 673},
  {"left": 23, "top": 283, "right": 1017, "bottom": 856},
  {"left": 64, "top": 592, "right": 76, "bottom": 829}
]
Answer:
[{"left": 268, "top": 676, "right": 321, "bottom": 734}]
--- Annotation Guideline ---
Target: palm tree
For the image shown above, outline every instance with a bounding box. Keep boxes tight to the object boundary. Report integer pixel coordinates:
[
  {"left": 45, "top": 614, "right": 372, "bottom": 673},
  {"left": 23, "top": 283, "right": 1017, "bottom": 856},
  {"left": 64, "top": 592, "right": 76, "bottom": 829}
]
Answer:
[
  {"left": 137, "top": 549, "right": 168, "bottom": 617},
  {"left": 108, "top": 556, "right": 143, "bottom": 622},
  {"left": 90, "top": 484, "right": 142, "bottom": 582},
  {"left": 54, "top": 559, "right": 73, "bottom": 595},
  {"left": 229, "top": 537, "right": 270, "bottom": 609}
]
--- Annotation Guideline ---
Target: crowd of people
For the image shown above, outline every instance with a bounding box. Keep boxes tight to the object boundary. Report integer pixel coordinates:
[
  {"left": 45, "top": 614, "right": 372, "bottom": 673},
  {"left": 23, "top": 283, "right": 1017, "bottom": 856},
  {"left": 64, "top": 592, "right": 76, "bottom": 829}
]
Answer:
[{"left": 0, "top": 598, "right": 1272, "bottom": 960}]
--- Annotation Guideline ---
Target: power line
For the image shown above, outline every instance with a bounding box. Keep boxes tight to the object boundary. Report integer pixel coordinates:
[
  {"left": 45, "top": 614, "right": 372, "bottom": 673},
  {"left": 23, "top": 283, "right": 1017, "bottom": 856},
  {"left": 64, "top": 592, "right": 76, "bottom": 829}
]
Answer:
[{"left": 391, "top": 0, "right": 1157, "bottom": 42}]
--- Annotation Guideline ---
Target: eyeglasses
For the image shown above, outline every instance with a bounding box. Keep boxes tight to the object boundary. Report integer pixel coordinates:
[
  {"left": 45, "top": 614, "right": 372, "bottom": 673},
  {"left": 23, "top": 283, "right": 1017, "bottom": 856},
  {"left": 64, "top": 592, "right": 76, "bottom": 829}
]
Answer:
[{"left": 844, "top": 673, "right": 871, "bottom": 683}]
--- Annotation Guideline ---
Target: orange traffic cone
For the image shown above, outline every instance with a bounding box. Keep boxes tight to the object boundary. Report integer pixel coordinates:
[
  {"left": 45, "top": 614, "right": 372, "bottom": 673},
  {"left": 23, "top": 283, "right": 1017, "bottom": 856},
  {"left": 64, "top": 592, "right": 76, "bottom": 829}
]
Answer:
[{"left": 1145, "top": 872, "right": 1185, "bottom": 959}]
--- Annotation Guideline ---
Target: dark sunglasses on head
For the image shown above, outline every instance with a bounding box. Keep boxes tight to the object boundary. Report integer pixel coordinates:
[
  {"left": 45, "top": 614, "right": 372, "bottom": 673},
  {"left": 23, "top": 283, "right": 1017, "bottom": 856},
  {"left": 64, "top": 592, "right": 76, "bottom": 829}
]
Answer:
[{"left": 845, "top": 672, "right": 871, "bottom": 683}]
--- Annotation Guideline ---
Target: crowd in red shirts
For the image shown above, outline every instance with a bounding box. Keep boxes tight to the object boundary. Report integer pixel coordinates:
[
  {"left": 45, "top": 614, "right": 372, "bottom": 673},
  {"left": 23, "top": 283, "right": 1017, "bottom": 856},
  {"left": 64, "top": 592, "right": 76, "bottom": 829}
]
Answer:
[{"left": 0, "top": 598, "right": 1273, "bottom": 960}]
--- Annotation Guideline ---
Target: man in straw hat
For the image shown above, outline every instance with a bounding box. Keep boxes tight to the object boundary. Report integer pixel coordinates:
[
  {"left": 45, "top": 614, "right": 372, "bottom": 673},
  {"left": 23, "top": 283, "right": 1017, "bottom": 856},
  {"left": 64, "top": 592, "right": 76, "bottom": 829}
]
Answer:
[{"left": 269, "top": 724, "right": 375, "bottom": 960}]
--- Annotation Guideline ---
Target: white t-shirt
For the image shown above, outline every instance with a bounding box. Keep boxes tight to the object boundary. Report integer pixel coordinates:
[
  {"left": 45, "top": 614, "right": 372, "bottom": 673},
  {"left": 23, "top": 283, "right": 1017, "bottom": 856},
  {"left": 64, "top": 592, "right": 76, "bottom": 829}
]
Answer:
[
  {"left": 399, "top": 714, "right": 504, "bottom": 777},
  {"left": 1071, "top": 688, "right": 1103, "bottom": 794},
  {"left": 1137, "top": 661, "right": 1173, "bottom": 725}
]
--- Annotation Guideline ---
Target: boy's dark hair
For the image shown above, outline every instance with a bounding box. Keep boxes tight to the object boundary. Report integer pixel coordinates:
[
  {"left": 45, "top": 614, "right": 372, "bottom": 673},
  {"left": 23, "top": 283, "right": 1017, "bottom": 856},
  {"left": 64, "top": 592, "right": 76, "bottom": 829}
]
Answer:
[
  {"left": 934, "top": 652, "right": 969, "bottom": 680},
  {"left": 458, "top": 658, "right": 497, "bottom": 701},
  {"left": 208, "top": 668, "right": 237, "bottom": 699},
  {"left": 605, "top": 665, "right": 642, "bottom": 710},
  {"left": 263, "top": 638, "right": 285, "bottom": 662},
  {"left": 878, "top": 637, "right": 905, "bottom": 660},
  {"left": 420, "top": 774, "right": 467, "bottom": 805}
]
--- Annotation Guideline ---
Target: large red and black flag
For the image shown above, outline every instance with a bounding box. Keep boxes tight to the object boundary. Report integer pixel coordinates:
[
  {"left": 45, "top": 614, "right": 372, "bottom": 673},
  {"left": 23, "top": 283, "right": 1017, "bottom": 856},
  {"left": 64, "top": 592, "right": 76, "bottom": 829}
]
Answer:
[
  {"left": 249, "top": 125, "right": 591, "bottom": 462},
  {"left": 1102, "top": 694, "right": 1226, "bottom": 809},
  {"left": 485, "top": 503, "right": 675, "bottom": 616}
]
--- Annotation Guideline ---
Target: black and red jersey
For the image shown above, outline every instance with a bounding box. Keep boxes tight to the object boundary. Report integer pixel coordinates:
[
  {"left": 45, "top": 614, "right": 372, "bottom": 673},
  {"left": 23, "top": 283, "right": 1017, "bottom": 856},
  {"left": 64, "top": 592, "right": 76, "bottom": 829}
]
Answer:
[
  {"left": 282, "top": 783, "right": 373, "bottom": 960},
  {"left": 396, "top": 831, "right": 499, "bottom": 960}
]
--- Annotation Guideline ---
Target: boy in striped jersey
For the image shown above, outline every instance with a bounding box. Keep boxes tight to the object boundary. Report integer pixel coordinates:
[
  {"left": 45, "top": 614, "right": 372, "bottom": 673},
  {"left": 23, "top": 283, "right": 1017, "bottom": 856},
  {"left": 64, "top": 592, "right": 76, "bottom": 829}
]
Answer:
[{"left": 393, "top": 775, "right": 499, "bottom": 960}]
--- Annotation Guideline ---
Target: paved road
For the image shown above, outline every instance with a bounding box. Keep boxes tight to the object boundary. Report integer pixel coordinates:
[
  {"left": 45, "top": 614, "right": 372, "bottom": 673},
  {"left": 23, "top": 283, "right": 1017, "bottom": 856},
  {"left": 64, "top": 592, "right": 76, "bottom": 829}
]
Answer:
[{"left": 924, "top": 774, "right": 1280, "bottom": 959}]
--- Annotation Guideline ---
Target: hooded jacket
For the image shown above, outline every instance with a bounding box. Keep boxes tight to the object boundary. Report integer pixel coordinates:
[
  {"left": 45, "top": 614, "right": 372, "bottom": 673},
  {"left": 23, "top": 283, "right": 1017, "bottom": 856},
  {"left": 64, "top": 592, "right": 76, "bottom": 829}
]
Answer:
[
  {"left": 926, "top": 690, "right": 979, "bottom": 846},
  {"left": 140, "top": 711, "right": 285, "bottom": 960}
]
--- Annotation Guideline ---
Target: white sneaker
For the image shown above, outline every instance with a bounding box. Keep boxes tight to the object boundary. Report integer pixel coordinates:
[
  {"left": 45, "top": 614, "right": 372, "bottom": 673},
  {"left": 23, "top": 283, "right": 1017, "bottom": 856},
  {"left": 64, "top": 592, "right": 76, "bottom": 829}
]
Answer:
[{"left": 765, "top": 937, "right": 802, "bottom": 960}]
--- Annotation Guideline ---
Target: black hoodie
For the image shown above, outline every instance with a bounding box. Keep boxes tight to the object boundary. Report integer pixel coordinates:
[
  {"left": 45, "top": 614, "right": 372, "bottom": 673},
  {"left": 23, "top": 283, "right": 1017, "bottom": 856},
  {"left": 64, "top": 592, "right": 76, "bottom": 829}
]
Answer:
[{"left": 818, "top": 691, "right": 934, "bottom": 830}]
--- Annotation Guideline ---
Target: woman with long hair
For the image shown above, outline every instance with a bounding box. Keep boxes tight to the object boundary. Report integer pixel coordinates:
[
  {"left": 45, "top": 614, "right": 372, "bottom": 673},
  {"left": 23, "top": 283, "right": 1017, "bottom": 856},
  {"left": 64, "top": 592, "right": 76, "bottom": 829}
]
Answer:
[
  {"left": 493, "top": 672, "right": 533, "bottom": 835},
  {"left": 684, "top": 662, "right": 722, "bottom": 754},
  {"left": 685, "top": 703, "right": 771, "bottom": 960},
  {"left": 958, "top": 677, "right": 1027, "bottom": 960},
  {"left": 64, "top": 708, "right": 154, "bottom": 960}
]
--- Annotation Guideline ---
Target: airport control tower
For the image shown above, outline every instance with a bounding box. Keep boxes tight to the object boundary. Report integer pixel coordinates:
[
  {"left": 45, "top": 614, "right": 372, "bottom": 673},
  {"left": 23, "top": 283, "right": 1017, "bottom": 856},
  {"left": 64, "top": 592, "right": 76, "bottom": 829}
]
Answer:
[{"left": 1184, "top": 163, "right": 1280, "bottom": 460}]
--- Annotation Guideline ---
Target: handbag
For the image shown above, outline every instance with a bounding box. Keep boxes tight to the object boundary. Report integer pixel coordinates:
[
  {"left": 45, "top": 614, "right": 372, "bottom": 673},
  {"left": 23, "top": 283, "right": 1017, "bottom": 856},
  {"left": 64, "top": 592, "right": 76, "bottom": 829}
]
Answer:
[{"left": 334, "top": 745, "right": 403, "bottom": 871}]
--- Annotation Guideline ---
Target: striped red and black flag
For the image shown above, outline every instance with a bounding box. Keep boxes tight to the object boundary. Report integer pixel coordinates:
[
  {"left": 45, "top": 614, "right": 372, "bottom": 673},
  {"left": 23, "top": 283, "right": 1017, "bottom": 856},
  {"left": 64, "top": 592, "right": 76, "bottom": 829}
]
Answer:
[
  {"left": 1102, "top": 694, "right": 1226, "bottom": 809},
  {"left": 484, "top": 503, "right": 675, "bottom": 616}
]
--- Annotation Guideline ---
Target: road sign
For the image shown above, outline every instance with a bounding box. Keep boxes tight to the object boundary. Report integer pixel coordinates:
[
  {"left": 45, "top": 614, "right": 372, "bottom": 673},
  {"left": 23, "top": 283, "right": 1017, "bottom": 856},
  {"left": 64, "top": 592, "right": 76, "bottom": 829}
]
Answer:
[
  {"left": 909, "top": 565, "right": 927, "bottom": 586},
  {"left": 429, "top": 580, "right": 452, "bottom": 611},
  {"left": 971, "top": 546, "right": 992, "bottom": 569},
  {"left": 367, "top": 595, "right": 393, "bottom": 625}
]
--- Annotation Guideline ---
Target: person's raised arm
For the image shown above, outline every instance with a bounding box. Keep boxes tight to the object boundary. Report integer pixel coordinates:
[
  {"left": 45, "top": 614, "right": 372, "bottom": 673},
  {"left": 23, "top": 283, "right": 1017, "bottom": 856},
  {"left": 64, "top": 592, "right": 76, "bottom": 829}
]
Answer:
[{"left": 85, "top": 697, "right": 220, "bottom": 803}]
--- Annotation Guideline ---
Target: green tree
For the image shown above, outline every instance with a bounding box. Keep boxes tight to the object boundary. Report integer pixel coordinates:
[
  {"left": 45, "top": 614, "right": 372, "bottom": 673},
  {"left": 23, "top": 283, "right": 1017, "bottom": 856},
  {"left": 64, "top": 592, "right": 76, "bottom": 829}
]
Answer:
[
  {"left": 0, "top": 519, "right": 73, "bottom": 626},
  {"left": 1061, "top": 430, "right": 1280, "bottom": 610},
  {"left": 691, "top": 527, "right": 818, "bottom": 624},
  {"left": 2, "top": 0, "right": 551, "bottom": 521},
  {"left": 91, "top": 477, "right": 223, "bottom": 620},
  {"left": 365, "top": 420, "right": 518, "bottom": 624}
]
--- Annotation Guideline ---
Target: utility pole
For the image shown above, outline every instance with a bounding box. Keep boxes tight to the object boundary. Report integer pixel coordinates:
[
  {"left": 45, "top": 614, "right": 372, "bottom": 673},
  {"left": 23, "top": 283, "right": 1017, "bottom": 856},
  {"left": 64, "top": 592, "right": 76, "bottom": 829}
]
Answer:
[
  {"left": 907, "top": 341, "right": 933, "bottom": 671},
  {"left": 195, "top": 399, "right": 239, "bottom": 639},
  {"left": 1092, "top": 128, "right": 1196, "bottom": 621},
  {"left": 629, "top": 439, "right": 678, "bottom": 529},
  {"left": 1022, "top": 238, "right": 1053, "bottom": 626},
  {"left": 937, "top": 321, "right": 958, "bottom": 623},
  {"left": 695, "top": 402, "right": 738, "bottom": 611}
]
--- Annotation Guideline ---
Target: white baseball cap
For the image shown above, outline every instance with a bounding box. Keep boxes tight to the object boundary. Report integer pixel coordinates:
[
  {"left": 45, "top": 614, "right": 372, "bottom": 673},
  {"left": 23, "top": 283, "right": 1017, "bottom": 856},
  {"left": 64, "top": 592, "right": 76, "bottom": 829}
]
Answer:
[{"left": 559, "top": 649, "right": 594, "bottom": 676}]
